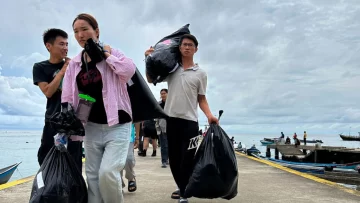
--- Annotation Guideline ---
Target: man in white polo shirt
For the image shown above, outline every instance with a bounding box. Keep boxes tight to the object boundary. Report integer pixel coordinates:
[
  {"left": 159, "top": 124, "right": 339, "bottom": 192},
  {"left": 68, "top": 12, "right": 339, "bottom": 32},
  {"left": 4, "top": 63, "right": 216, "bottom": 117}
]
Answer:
[{"left": 145, "top": 34, "right": 218, "bottom": 203}]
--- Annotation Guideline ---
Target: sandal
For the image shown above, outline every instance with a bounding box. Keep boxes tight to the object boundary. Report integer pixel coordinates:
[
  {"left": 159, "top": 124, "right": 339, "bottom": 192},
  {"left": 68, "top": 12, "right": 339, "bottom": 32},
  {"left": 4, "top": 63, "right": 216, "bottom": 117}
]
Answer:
[
  {"left": 128, "top": 180, "right": 137, "bottom": 192},
  {"left": 171, "top": 189, "right": 180, "bottom": 199}
]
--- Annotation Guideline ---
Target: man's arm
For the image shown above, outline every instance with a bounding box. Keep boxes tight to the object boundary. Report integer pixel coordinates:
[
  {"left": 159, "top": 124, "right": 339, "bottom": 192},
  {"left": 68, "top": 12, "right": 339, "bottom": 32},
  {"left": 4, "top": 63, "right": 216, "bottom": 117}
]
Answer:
[
  {"left": 38, "top": 71, "right": 65, "bottom": 98},
  {"left": 198, "top": 95, "right": 213, "bottom": 118},
  {"left": 35, "top": 59, "right": 69, "bottom": 98},
  {"left": 197, "top": 71, "right": 219, "bottom": 124}
]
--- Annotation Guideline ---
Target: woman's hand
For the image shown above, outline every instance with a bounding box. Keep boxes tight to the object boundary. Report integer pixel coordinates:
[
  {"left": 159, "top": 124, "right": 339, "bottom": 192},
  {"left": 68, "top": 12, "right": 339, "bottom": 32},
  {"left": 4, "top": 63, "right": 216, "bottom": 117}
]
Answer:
[{"left": 103, "top": 45, "right": 111, "bottom": 58}]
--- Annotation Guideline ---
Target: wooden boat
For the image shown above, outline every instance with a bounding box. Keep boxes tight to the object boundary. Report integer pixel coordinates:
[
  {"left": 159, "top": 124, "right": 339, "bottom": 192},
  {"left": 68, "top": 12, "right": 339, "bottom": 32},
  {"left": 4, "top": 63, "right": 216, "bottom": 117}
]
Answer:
[
  {"left": 312, "top": 170, "right": 360, "bottom": 186},
  {"left": 264, "top": 138, "right": 279, "bottom": 142},
  {"left": 275, "top": 161, "right": 325, "bottom": 174},
  {"left": 253, "top": 154, "right": 325, "bottom": 174},
  {"left": 0, "top": 162, "right": 21, "bottom": 185},
  {"left": 260, "top": 140, "right": 273, "bottom": 145},
  {"left": 336, "top": 161, "right": 360, "bottom": 170},
  {"left": 339, "top": 134, "right": 360, "bottom": 141},
  {"left": 264, "top": 138, "right": 323, "bottom": 144},
  {"left": 246, "top": 145, "right": 261, "bottom": 156},
  {"left": 266, "top": 157, "right": 337, "bottom": 169},
  {"left": 299, "top": 139, "right": 323, "bottom": 144},
  {"left": 260, "top": 155, "right": 360, "bottom": 170}
]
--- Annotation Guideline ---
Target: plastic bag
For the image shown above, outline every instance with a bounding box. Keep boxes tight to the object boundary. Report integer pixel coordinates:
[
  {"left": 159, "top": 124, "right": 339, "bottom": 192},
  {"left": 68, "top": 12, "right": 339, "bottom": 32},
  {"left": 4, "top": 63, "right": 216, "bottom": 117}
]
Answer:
[
  {"left": 49, "top": 102, "right": 85, "bottom": 136},
  {"left": 127, "top": 68, "right": 168, "bottom": 123},
  {"left": 145, "top": 24, "right": 191, "bottom": 85},
  {"left": 84, "top": 38, "right": 106, "bottom": 63},
  {"left": 184, "top": 124, "right": 238, "bottom": 200},
  {"left": 53, "top": 133, "right": 68, "bottom": 150},
  {"left": 29, "top": 146, "right": 88, "bottom": 203}
]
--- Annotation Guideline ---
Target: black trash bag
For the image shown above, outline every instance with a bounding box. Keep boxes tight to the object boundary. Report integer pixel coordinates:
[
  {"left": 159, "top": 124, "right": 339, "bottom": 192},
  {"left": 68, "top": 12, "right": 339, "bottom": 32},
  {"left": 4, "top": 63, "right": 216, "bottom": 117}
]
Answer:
[
  {"left": 84, "top": 38, "right": 106, "bottom": 63},
  {"left": 29, "top": 146, "right": 88, "bottom": 203},
  {"left": 127, "top": 68, "right": 168, "bottom": 123},
  {"left": 145, "top": 24, "right": 191, "bottom": 85},
  {"left": 184, "top": 124, "right": 238, "bottom": 200},
  {"left": 49, "top": 102, "right": 85, "bottom": 136}
]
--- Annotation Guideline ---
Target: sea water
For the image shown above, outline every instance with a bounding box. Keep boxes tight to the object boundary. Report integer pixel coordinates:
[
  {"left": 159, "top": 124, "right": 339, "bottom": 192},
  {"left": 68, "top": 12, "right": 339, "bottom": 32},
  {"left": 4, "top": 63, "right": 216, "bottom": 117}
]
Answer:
[
  {"left": 0, "top": 130, "right": 359, "bottom": 182},
  {"left": 0, "top": 130, "right": 41, "bottom": 182}
]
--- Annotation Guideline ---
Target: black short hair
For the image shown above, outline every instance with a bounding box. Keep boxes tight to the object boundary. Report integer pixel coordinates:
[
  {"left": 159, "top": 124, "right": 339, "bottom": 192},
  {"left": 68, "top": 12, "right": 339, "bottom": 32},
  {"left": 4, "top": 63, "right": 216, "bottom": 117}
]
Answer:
[
  {"left": 180, "top": 34, "right": 198, "bottom": 47},
  {"left": 43, "top": 28, "right": 68, "bottom": 46},
  {"left": 160, "top": 88, "right": 168, "bottom": 93}
]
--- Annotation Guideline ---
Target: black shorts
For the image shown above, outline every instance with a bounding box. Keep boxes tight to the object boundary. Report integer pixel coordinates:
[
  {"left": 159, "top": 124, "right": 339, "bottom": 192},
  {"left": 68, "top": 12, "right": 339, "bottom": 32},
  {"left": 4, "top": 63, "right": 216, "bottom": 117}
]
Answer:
[{"left": 143, "top": 127, "right": 158, "bottom": 139}]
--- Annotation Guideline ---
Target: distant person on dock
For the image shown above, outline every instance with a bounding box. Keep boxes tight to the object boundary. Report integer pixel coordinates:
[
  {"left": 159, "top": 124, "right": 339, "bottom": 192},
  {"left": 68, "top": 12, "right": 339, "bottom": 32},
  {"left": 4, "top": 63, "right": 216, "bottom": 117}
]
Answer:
[
  {"left": 230, "top": 137, "right": 235, "bottom": 145},
  {"left": 278, "top": 132, "right": 285, "bottom": 144},
  {"left": 285, "top": 136, "right": 291, "bottom": 144},
  {"left": 156, "top": 88, "right": 169, "bottom": 168},
  {"left": 293, "top": 132, "right": 297, "bottom": 139},
  {"left": 32, "top": 28, "right": 82, "bottom": 170},
  {"left": 294, "top": 137, "right": 301, "bottom": 147},
  {"left": 303, "top": 131, "right": 307, "bottom": 145},
  {"left": 145, "top": 34, "right": 219, "bottom": 203}
]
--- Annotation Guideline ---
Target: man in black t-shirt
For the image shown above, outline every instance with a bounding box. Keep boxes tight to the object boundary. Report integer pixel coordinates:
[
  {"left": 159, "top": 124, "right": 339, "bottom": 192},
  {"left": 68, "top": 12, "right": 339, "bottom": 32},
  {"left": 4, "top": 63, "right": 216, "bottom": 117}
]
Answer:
[{"left": 32, "top": 28, "right": 82, "bottom": 170}]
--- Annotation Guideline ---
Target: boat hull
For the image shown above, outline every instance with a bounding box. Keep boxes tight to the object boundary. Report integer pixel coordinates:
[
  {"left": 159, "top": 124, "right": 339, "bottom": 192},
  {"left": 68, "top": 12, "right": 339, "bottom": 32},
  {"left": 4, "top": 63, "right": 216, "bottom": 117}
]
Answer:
[
  {"left": 339, "top": 134, "right": 360, "bottom": 141},
  {"left": 0, "top": 162, "right": 21, "bottom": 185}
]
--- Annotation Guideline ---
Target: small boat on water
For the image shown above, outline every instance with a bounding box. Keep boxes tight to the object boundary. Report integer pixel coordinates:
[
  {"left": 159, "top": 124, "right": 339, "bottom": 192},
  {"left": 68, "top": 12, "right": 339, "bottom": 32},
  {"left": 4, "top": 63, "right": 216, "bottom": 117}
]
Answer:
[
  {"left": 339, "top": 133, "right": 360, "bottom": 141},
  {"left": 300, "top": 139, "right": 323, "bottom": 144},
  {"left": 246, "top": 145, "right": 261, "bottom": 156},
  {"left": 260, "top": 140, "right": 273, "bottom": 145},
  {"left": 0, "top": 162, "right": 21, "bottom": 185},
  {"left": 263, "top": 137, "right": 323, "bottom": 144},
  {"left": 253, "top": 154, "right": 325, "bottom": 174},
  {"left": 257, "top": 155, "right": 360, "bottom": 171}
]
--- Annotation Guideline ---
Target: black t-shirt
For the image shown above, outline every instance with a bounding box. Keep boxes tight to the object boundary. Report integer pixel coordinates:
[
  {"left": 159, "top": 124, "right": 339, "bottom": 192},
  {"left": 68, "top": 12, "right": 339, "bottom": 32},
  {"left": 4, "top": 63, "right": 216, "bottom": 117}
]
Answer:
[
  {"left": 77, "top": 56, "right": 108, "bottom": 124},
  {"left": 32, "top": 60, "right": 63, "bottom": 121},
  {"left": 159, "top": 100, "right": 165, "bottom": 109},
  {"left": 76, "top": 53, "right": 131, "bottom": 124}
]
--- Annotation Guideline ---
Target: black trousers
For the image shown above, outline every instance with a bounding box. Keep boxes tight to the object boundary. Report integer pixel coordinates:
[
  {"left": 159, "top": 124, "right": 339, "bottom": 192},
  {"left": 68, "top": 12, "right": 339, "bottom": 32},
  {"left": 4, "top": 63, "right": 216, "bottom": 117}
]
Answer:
[
  {"left": 38, "top": 122, "right": 83, "bottom": 171},
  {"left": 167, "top": 117, "right": 199, "bottom": 197}
]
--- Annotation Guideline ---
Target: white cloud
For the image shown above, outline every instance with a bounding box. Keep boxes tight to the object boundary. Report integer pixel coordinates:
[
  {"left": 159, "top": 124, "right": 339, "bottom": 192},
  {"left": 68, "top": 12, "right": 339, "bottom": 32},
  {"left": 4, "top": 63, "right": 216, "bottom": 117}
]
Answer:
[
  {"left": 0, "top": 75, "right": 45, "bottom": 117},
  {"left": 0, "top": 1, "right": 360, "bottom": 134},
  {"left": 10, "top": 52, "right": 47, "bottom": 71}
]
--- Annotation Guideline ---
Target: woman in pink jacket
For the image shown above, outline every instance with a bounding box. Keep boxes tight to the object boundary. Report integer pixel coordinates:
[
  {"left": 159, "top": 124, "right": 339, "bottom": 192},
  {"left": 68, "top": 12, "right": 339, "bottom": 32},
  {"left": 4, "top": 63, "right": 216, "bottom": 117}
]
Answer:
[{"left": 61, "top": 13, "right": 136, "bottom": 203}]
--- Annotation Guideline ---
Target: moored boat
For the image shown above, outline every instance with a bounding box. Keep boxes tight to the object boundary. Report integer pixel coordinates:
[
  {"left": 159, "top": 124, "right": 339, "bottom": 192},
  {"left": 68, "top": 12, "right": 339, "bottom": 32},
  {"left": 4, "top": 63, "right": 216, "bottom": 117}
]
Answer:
[
  {"left": 0, "top": 162, "right": 21, "bottom": 185},
  {"left": 246, "top": 145, "right": 261, "bottom": 156},
  {"left": 260, "top": 140, "right": 274, "bottom": 145},
  {"left": 339, "top": 134, "right": 360, "bottom": 141}
]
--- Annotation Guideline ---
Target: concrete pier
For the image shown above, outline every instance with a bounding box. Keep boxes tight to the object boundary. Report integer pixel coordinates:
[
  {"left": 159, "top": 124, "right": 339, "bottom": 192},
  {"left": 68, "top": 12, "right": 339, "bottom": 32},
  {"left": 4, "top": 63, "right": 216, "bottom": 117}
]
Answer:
[{"left": 1, "top": 151, "right": 360, "bottom": 202}]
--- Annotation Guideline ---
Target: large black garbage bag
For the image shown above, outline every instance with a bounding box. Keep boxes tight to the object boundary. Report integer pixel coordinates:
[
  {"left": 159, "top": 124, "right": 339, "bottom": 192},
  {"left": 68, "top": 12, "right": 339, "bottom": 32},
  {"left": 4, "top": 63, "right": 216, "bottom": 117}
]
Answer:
[
  {"left": 184, "top": 124, "right": 238, "bottom": 200},
  {"left": 145, "top": 24, "right": 190, "bottom": 85},
  {"left": 49, "top": 103, "right": 85, "bottom": 136},
  {"left": 127, "top": 68, "right": 168, "bottom": 123},
  {"left": 29, "top": 146, "right": 87, "bottom": 203}
]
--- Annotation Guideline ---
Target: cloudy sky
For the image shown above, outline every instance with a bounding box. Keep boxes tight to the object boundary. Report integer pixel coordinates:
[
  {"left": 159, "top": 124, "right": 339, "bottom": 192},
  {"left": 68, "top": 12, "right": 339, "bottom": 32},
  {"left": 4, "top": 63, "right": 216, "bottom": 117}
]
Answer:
[{"left": 1, "top": 0, "right": 360, "bottom": 135}]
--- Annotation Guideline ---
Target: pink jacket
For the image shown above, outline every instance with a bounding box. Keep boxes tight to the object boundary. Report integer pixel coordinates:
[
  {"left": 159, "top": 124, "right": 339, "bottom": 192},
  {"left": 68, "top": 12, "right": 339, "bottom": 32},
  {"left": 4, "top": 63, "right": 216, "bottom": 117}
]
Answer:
[{"left": 61, "top": 48, "right": 136, "bottom": 126}]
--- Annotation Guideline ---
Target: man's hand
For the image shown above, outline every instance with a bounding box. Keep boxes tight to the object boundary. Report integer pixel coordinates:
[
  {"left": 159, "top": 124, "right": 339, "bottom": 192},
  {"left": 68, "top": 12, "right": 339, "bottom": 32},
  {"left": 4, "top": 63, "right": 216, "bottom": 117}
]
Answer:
[
  {"left": 60, "top": 57, "right": 71, "bottom": 75},
  {"left": 144, "top": 46, "right": 154, "bottom": 57},
  {"left": 134, "top": 139, "right": 139, "bottom": 149},
  {"left": 207, "top": 115, "right": 219, "bottom": 125}
]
